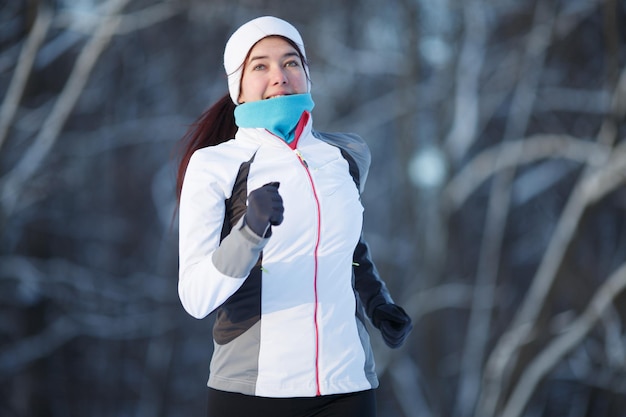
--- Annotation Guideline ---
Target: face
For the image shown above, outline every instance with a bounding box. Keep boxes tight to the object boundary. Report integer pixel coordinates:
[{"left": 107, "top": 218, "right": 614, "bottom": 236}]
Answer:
[{"left": 238, "top": 36, "right": 308, "bottom": 104}]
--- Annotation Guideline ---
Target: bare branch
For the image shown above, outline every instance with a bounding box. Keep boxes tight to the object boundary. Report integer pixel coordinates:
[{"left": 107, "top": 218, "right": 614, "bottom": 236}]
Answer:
[
  {"left": 460, "top": 2, "right": 556, "bottom": 415},
  {"left": 137, "top": 335, "right": 176, "bottom": 417},
  {"left": 403, "top": 282, "right": 474, "bottom": 323},
  {"left": 0, "top": 6, "right": 52, "bottom": 151},
  {"left": 536, "top": 87, "right": 612, "bottom": 114},
  {"left": 0, "top": 255, "right": 173, "bottom": 306},
  {"left": 54, "top": 1, "right": 182, "bottom": 35},
  {"left": 500, "top": 262, "right": 626, "bottom": 417},
  {"left": 0, "top": 253, "right": 178, "bottom": 379},
  {"left": 478, "top": 65, "right": 626, "bottom": 417},
  {"left": 0, "top": 317, "right": 77, "bottom": 379},
  {"left": 600, "top": 306, "right": 626, "bottom": 369},
  {"left": 390, "top": 355, "right": 433, "bottom": 417},
  {"left": 0, "top": 0, "right": 132, "bottom": 216},
  {"left": 583, "top": 144, "right": 626, "bottom": 203},
  {"left": 444, "top": 134, "right": 611, "bottom": 211},
  {"left": 328, "top": 86, "right": 418, "bottom": 133},
  {"left": 597, "top": 66, "right": 626, "bottom": 145},
  {"left": 444, "top": 0, "right": 487, "bottom": 162},
  {"left": 375, "top": 283, "right": 473, "bottom": 375},
  {"left": 0, "top": 310, "right": 177, "bottom": 380},
  {"left": 454, "top": 67, "right": 626, "bottom": 209}
]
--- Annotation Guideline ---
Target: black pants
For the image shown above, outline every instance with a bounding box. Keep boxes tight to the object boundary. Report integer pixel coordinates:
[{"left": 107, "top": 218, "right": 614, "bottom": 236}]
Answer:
[{"left": 207, "top": 388, "right": 377, "bottom": 417}]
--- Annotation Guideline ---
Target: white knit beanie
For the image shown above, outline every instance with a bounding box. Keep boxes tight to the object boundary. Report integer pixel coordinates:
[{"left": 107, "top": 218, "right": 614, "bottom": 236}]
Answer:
[{"left": 223, "top": 16, "right": 308, "bottom": 104}]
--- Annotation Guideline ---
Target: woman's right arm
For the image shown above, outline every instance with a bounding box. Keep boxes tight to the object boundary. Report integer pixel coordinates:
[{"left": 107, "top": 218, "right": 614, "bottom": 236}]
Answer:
[{"left": 178, "top": 151, "right": 268, "bottom": 319}]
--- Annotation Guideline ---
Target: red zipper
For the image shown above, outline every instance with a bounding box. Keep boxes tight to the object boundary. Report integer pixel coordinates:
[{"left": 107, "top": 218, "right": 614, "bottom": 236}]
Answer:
[
  {"left": 294, "top": 149, "right": 322, "bottom": 396},
  {"left": 266, "top": 115, "right": 321, "bottom": 395}
]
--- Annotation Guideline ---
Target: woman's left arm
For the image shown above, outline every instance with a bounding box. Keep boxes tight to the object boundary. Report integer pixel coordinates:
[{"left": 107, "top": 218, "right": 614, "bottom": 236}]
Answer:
[{"left": 353, "top": 235, "right": 413, "bottom": 349}]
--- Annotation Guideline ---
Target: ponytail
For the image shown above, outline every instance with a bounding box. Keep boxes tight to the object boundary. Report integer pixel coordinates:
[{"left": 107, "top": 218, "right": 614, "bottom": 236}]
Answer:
[{"left": 175, "top": 94, "right": 237, "bottom": 203}]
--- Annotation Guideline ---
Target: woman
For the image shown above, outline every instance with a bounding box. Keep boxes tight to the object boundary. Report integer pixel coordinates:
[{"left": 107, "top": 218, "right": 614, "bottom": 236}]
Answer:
[{"left": 176, "top": 16, "right": 412, "bottom": 417}]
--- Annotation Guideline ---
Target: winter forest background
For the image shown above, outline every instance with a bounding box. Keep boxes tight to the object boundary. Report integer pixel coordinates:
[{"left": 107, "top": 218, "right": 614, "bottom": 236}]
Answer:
[{"left": 1, "top": 0, "right": 626, "bottom": 416}]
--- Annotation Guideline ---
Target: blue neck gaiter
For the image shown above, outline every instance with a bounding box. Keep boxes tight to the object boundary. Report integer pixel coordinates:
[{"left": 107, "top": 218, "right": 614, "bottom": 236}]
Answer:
[{"left": 234, "top": 93, "right": 315, "bottom": 143}]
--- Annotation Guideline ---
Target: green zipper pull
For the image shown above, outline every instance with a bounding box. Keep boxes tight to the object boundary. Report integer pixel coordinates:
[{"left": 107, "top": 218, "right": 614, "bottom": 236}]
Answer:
[{"left": 295, "top": 150, "right": 308, "bottom": 168}]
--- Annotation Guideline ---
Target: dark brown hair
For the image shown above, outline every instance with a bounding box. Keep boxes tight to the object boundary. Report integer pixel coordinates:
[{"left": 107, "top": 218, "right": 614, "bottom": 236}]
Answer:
[{"left": 174, "top": 94, "right": 236, "bottom": 203}]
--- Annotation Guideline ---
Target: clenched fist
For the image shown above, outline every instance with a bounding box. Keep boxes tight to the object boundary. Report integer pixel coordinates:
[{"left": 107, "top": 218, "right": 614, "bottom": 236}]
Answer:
[{"left": 244, "top": 182, "right": 284, "bottom": 237}]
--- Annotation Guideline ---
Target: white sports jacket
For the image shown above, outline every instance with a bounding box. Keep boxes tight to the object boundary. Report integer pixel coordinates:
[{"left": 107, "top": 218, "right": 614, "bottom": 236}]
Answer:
[{"left": 178, "top": 116, "right": 393, "bottom": 398}]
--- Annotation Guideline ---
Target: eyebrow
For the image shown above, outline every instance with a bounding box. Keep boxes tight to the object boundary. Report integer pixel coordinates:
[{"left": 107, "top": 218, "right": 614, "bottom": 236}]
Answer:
[{"left": 248, "top": 51, "right": 300, "bottom": 64}]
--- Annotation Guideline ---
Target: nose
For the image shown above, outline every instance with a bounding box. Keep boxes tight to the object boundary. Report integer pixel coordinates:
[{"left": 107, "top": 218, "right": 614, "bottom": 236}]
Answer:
[{"left": 270, "top": 66, "right": 288, "bottom": 85}]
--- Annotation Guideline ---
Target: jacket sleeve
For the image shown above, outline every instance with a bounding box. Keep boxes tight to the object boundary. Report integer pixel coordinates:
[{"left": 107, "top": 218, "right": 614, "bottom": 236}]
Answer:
[
  {"left": 353, "top": 235, "right": 394, "bottom": 319},
  {"left": 178, "top": 150, "right": 268, "bottom": 319}
]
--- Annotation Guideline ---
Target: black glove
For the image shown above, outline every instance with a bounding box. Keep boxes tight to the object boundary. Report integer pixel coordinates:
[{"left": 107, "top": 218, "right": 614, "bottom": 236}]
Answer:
[
  {"left": 372, "top": 303, "right": 412, "bottom": 349},
  {"left": 244, "top": 182, "right": 284, "bottom": 237}
]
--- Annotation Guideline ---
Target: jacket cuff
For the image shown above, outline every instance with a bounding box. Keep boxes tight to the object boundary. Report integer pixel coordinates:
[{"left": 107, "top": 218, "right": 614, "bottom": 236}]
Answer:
[{"left": 212, "top": 217, "right": 268, "bottom": 278}]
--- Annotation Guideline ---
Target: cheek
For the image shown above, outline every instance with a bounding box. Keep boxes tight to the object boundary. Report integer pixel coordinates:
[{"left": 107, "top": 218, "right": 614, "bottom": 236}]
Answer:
[
  {"left": 240, "top": 76, "right": 264, "bottom": 101},
  {"left": 294, "top": 71, "right": 309, "bottom": 92}
]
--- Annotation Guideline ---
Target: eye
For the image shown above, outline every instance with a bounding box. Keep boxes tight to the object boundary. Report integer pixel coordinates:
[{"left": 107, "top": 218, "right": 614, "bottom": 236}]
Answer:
[
  {"left": 252, "top": 63, "right": 266, "bottom": 71},
  {"left": 285, "top": 60, "right": 300, "bottom": 68}
]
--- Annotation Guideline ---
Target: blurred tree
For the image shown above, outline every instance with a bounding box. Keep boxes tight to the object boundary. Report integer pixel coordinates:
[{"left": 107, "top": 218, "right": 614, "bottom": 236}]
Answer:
[{"left": 0, "top": 0, "right": 625, "bottom": 416}]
